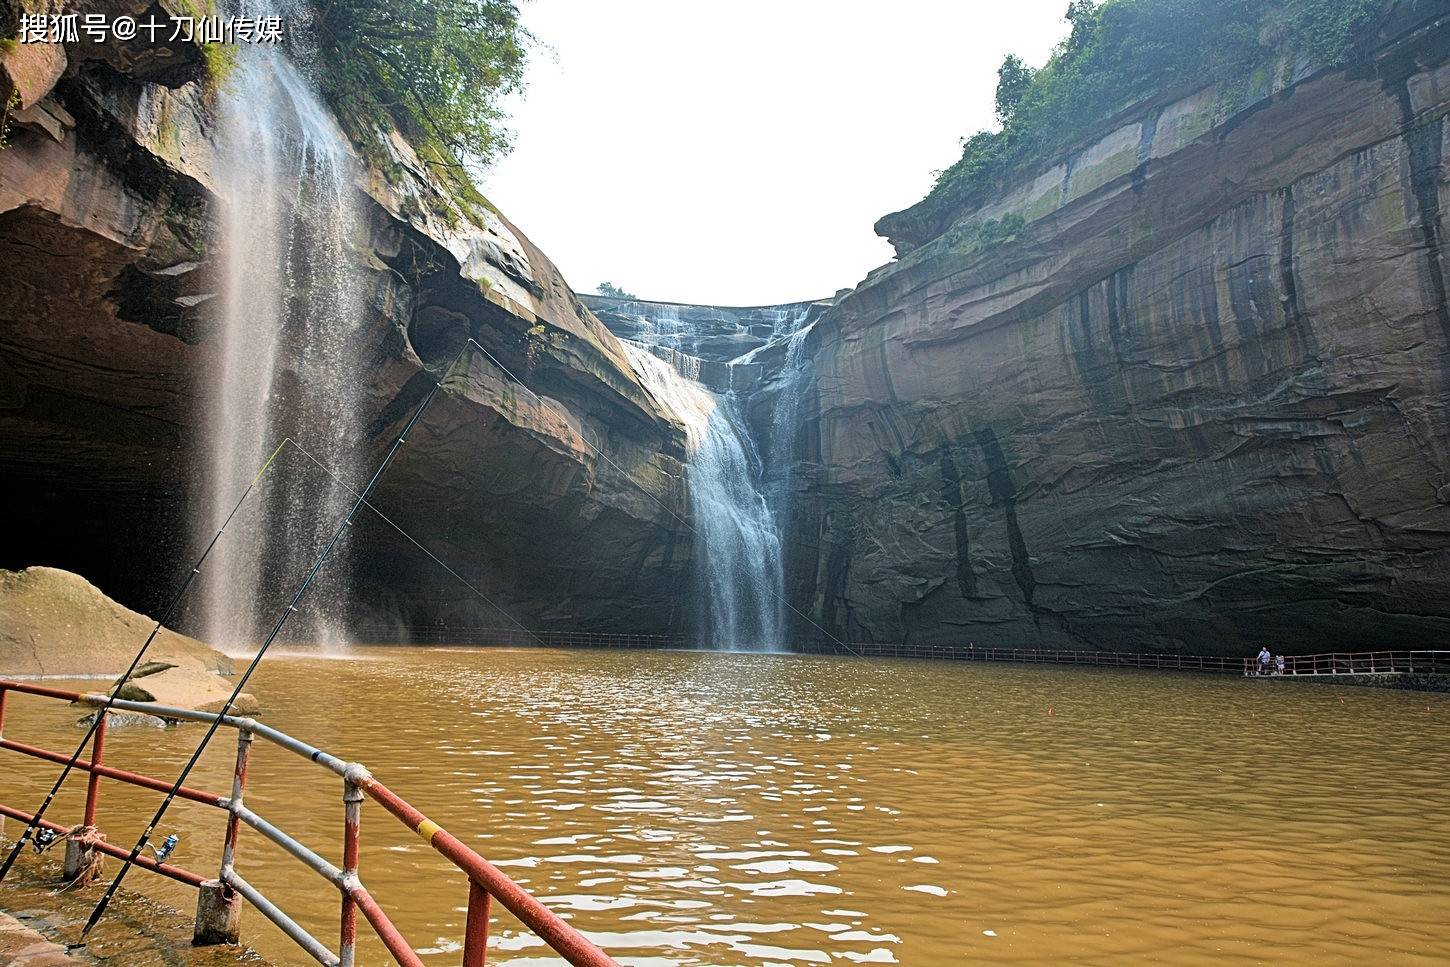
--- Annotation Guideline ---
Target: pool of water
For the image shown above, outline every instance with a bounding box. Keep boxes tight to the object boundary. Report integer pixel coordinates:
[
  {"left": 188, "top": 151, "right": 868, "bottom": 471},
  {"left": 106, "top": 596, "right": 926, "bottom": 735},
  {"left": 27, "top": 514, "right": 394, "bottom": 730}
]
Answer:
[{"left": 2, "top": 647, "right": 1448, "bottom": 964}]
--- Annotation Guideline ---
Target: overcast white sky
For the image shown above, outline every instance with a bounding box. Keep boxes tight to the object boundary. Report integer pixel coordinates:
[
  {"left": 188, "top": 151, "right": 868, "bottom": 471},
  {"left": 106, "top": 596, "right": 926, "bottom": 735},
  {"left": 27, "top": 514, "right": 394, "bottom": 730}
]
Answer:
[{"left": 482, "top": 1, "right": 1070, "bottom": 306}]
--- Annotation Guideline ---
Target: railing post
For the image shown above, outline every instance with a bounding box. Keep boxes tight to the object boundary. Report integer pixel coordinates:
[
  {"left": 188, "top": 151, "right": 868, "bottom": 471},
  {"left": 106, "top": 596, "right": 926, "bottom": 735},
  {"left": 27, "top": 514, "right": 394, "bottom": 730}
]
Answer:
[
  {"left": 462, "top": 879, "right": 492, "bottom": 967},
  {"left": 0, "top": 686, "right": 5, "bottom": 838},
  {"left": 197, "top": 726, "right": 249, "bottom": 947},
  {"left": 222, "top": 728, "right": 252, "bottom": 878},
  {"left": 83, "top": 709, "right": 107, "bottom": 827},
  {"left": 194, "top": 881, "right": 243, "bottom": 946},
  {"left": 64, "top": 709, "right": 109, "bottom": 881},
  {"left": 341, "top": 778, "right": 363, "bottom": 967}
]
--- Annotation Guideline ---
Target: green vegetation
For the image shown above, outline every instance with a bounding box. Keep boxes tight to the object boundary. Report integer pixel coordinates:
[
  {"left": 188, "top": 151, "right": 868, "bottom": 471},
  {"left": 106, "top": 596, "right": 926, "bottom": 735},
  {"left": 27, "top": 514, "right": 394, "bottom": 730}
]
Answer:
[
  {"left": 199, "top": 42, "right": 238, "bottom": 93},
  {"left": 596, "top": 282, "right": 637, "bottom": 299},
  {"left": 0, "top": 89, "right": 18, "bottom": 153},
  {"left": 889, "top": 0, "right": 1394, "bottom": 245},
  {"left": 165, "top": 0, "right": 235, "bottom": 92},
  {"left": 994, "top": 55, "right": 1035, "bottom": 123},
  {"left": 311, "top": 0, "right": 529, "bottom": 178},
  {"left": 945, "top": 213, "right": 1026, "bottom": 253}
]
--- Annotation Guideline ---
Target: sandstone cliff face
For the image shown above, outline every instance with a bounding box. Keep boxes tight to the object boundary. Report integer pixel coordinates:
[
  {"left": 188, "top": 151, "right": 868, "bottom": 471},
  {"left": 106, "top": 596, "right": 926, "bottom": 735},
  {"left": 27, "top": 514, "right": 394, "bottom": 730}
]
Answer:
[
  {"left": 0, "top": 48, "right": 692, "bottom": 635},
  {"left": 793, "top": 3, "right": 1450, "bottom": 653}
]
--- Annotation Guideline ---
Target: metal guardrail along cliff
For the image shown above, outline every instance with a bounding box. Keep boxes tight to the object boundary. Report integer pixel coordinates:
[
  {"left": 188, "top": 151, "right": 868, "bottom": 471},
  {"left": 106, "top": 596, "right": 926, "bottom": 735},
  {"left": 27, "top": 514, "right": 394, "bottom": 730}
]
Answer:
[
  {"left": 356, "top": 628, "right": 1450, "bottom": 679},
  {"left": 0, "top": 680, "right": 618, "bottom": 967}
]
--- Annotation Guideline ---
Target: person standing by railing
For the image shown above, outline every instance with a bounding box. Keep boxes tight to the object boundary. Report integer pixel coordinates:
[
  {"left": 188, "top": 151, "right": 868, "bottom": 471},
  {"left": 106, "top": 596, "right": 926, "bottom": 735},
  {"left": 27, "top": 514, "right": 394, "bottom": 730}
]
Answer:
[
  {"left": 1257, "top": 645, "right": 1272, "bottom": 675},
  {"left": 1275, "top": 654, "right": 1286, "bottom": 676}
]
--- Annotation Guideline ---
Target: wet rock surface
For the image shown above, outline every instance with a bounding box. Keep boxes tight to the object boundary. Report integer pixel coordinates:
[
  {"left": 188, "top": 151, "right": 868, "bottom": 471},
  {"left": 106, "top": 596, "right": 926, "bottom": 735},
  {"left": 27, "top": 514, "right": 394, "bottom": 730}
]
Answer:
[
  {"left": 584, "top": 295, "right": 831, "bottom": 367},
  {"left": 790, "top": 4, "right": 1450, "bottom": 654},
  {"left": 0, "top": 908, "right": 79, "bottom": 967}
]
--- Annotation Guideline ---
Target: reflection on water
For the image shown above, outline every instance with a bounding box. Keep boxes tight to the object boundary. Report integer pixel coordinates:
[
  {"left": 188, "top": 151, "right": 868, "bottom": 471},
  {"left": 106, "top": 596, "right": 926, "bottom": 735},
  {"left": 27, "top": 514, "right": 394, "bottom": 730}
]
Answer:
[{"left": 2, "top": 648, "right": 1449, "bottom": 965}]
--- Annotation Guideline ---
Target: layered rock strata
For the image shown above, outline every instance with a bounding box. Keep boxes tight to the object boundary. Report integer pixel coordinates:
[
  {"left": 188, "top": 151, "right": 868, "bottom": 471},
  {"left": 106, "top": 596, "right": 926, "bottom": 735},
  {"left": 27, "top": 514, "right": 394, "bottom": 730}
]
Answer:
[{"left": 792, "top": 2, "right": 1450, "bottom": 653}]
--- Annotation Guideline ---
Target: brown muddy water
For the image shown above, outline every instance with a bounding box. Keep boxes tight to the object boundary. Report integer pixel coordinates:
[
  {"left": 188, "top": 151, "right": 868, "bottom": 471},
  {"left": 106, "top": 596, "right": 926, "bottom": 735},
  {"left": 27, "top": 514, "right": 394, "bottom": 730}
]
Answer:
[{"left": 2, "top": 647, "right": 1448, "bottom": 965}]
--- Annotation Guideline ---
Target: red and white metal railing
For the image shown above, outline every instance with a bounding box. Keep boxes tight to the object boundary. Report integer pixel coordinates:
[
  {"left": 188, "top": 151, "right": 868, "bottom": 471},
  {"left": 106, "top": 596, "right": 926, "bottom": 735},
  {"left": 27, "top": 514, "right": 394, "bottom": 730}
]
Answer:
[{"left": 0, "top": 680, "right": 618, "bottom": 967}]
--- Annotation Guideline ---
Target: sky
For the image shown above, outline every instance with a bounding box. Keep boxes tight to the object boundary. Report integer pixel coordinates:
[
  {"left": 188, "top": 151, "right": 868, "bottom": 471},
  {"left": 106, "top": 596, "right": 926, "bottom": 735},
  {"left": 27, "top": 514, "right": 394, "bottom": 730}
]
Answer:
[{"left": 482, "top": 1, "right": 1070, "bottom": 306}]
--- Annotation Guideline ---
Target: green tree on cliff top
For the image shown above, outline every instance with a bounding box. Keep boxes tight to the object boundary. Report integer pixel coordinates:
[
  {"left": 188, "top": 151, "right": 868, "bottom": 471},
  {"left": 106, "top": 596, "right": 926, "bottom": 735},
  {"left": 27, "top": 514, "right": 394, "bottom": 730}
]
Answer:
[
  {"left": 994, "top": 54, "right": 1036, "bottom": 123},
  {"left": 312, "top": 0, "right": 530, "bottom": 170},
  {"left": 893, "top": 0, "right": 1395, "bottom": 244},
  {"left": 596, "top": 282, "right": 638, "bottom": 300}
]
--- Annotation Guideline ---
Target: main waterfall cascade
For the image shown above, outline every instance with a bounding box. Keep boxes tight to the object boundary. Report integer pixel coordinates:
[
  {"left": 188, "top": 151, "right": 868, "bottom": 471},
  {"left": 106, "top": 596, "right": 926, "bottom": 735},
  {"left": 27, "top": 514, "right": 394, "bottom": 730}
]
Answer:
[
  {"left": 617, "top": 303, "right": 819, "bottom": 648},
  {"left": 201, "top": 40, "right": 368, "bottom": 650},
  {"left": 623, "top": 344, "right": 785, "bottom": 648}
]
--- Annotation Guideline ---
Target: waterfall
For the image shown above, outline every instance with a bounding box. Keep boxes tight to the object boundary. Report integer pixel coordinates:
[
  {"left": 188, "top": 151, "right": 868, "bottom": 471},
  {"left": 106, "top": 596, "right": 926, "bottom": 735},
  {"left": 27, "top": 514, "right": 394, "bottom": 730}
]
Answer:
[
  {"left": 765, "top": 304, "right": 811, "bottom": 340},
  {"left": 767, "top": 320, "right": 815, "bottom": 501},
  {"left": 635, "top": 302, "right": 686, "bottom": 351},
  {"left": 201, "top": 42, "right": 366, "bottom": 650},
  {"left": 759, "top": 313, "right": 815, "bottom": 640},
  {"left": 622, "top": 343, "right": 785, "bottom": 648}
]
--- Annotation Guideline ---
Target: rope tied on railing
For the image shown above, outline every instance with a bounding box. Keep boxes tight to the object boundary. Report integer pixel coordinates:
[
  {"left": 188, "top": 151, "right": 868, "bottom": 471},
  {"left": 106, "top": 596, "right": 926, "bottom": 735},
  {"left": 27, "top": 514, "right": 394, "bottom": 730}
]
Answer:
[{"left": 33, "top": 824, "right": 107, "bottom": 889}]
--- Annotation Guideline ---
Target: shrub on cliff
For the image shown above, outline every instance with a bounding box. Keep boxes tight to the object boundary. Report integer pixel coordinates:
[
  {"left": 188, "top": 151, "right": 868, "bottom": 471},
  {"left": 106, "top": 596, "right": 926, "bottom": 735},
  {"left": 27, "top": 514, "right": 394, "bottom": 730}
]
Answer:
[
  {"left": 883, "top": 0, "right": 1395, "bottom": 248},
  {"left": 311, "top": 0, "right": 529, "bottom": 171},
  {"left": 597, "top": 282, "right": 638, "bottom": 300}
]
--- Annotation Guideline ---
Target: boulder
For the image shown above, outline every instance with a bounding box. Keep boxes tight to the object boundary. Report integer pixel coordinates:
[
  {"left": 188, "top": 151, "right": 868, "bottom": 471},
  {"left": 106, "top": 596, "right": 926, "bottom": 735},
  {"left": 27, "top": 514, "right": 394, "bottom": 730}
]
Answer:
[
  {"left": 111, "top": 660, "right": 258, "bottom": 716},
  {"left": 76, "top": 709, "right": 168, "bottom": 729},
  {"left": 0, "top": 567, "right": 232, "bottom": 678}
]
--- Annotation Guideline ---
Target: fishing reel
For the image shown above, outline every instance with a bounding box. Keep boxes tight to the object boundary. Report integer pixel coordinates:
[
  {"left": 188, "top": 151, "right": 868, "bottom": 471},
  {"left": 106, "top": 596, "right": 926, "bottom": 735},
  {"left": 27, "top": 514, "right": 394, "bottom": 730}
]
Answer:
[
  {"left": 149, "top": 834, "right": 179, "bottom": 863},
  {"left": 32, "top": 827, "right": 56, "bottom": 852}
]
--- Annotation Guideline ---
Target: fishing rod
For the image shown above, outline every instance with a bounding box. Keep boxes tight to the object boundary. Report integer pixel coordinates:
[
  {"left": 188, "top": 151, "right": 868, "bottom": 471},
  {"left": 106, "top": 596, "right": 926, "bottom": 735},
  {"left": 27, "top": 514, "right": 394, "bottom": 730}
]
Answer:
[
  {"left": 0, "top": 439, "right": 288, "bottom": 885},
  {"left": 80, "top": 339, "right": 479, "bottom": 939},
  {"left": 279, "top": 437, "right": 552, "bottom": 649}
]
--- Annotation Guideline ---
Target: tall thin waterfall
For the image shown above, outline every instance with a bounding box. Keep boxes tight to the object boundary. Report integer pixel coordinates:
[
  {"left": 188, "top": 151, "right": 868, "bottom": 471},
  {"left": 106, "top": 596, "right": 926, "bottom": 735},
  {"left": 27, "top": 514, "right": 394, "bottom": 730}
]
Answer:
[
  {"left": 201, "top": 42, "right": 366, "bottom": 650},
  {"left": 623, "top": 343, "right": 785, "bottom": 648},
  {"left": 766, "top": 319, "right": 815, "bottom": 477},
  {"left": 758, "top": 313, "right": 814, "bottom": 639}
]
